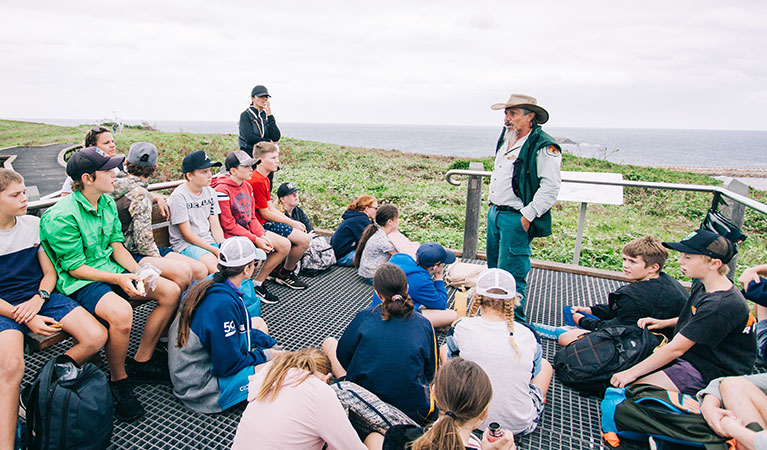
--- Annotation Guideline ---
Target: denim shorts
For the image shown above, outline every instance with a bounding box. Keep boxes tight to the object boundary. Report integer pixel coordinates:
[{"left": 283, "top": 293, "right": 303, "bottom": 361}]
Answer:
[
  {"left": 131, "top": 247, "right": 173, "bottom": 264},
  {"left": 0, "top": 292, "right": 79, "bottom": 333},
  {"left": 336, "top": 250, "right": 355, "bottom": 266},
  {"left": 517, "top": 383, "right": 546, "bottom": 435},
  {"left": 263, "top": 221, "right": 293, "bottom": 237},
  {"left": 179, "top": 243, "right": 219, "bottom": 261},
  {"left": 69, "top": 280, "right": 131, "bottom": 316}
]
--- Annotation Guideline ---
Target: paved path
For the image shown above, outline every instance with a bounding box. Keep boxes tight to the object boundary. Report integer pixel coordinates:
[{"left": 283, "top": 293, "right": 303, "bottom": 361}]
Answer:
[{"left": 0, "top": 144, "right": 69, "bottom": 196}]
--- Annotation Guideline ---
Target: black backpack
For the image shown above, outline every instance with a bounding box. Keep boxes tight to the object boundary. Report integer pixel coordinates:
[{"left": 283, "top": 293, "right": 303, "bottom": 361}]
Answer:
[
  {"left": 553, "top": 325, "right": 662, "bottom": 395},
  {"left": 24, "top": 355, "right": 114, "bottom": 450}
]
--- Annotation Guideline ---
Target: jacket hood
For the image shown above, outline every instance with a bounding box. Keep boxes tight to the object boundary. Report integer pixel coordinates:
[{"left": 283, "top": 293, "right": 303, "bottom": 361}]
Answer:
[
  {"left": 112, "top": 172, "right": 146, "bottom": 201},
  {"left": 210, "top": 175, "right": 241, "bottom": 190},
  {"left": 389, "top": 253, "right": 421, "bottom": 276},
  {"left": 342, "top": 210, "right": 370, "bottom": 221}
]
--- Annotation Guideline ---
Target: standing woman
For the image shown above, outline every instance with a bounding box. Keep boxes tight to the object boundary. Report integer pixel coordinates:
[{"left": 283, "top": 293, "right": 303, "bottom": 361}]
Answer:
[{"left": 238, "top": 85, "right": 281, "bottom": 156}]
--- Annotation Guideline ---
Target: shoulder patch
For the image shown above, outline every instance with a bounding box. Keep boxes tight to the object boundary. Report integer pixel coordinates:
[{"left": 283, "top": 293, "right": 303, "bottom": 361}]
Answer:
[{"left": 545, "top": 145, "right": 561, "bottom": 157}]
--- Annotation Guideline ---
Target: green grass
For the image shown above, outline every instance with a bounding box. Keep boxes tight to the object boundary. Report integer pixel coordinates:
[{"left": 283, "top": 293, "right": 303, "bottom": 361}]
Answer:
[{"left": 2, "top": 119, "right": 766, "bottom": 283}]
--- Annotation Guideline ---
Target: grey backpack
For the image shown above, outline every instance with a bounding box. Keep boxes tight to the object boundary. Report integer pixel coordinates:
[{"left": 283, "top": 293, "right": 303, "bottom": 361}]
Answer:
[{"left": 299, "top": 235, "right": 336, "bottom": 276}]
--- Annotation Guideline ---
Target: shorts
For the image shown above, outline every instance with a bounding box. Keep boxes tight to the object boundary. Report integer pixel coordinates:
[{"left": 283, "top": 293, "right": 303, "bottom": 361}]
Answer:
[
  {"left": 517, "top": 383, "right": 546, "bottom": 436},
  {"left": 336, "top": 250, "right": 355, "bottom": 267},
  {"left": 263, "top": 221, "right": 293, "bottom": 237},
  {"left": 131, "top": 247, "right": 173, "bottom": 264},
  {"left": 69, "top": 280, "right": 131, "bottom": 316},
  {"left": 757, "top": 320, "right": 767, "bottom": 365},
  {"left": 662, "top": 358, "right": 706, "bottom": 396},
  {"left": 179, "top": 243, "right": 219, "bottom": 261},
  {"left": 0, "top": 292, "right": 79, "bottom": 333}
]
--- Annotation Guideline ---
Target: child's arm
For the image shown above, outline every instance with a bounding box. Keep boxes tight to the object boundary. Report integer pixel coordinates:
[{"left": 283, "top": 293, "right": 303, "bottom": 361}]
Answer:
[
  {"left": 110, "top": 242, "right": 140, "bottom": 273},
  {"left": 177, "top": 221, "right": 220, "bottom": 256},
  {"left": 610, "top": 333, "right": 695, "bottom": 387},
  {"left": 741, "top": 264, "right": 767, "bottom": 291},
  {"left": 209, "top": 214, "right": 225, "bottom": 244}
]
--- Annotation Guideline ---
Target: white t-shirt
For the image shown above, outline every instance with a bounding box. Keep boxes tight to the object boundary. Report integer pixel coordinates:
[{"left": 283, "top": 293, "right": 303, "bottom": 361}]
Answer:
[
  {"left": 357, "top": 228, "right": 395, "bottom": 279},
  {"left": 167, "top": 183, "right": 221, "bottom": 252},
  {"left": 452, "top": 316, "right": 540, "bottom": 434},
  {"left": 0, "top": 215, "right": 40, "bottom": 256}
]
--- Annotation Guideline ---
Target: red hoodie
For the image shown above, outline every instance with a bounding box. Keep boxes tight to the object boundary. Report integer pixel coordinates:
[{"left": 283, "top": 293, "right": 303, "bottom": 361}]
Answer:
[{"left": 211, "top": 175, "right": 265, "bottom": 242}]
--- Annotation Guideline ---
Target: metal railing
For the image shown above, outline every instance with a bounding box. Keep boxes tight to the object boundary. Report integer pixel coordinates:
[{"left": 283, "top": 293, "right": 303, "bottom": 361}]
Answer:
[
  {"left": 446, "top": 166, "right": 767, "bottom": 270},
  {"left": 28, "top": 180, "right": 184, "bottom": 211}
]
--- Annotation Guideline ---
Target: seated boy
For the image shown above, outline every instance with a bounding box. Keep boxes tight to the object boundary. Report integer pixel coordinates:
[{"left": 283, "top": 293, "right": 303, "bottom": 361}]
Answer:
[
  {"left": 113, "top": 142, "right": 208, "bottom": 290},
  {"left": 0, "top": 169, "right": 107, "bottom": 448},
  {"left": 699, "top": 373, "right": 767, "bottom": 450},
  {"left": 212, "top": 150, "right": 288, "bottom": 303},
  {"left": 167, "top": 150, "right": 226, "bottom": 274},
  {"left": 610, "top": 230, "right": 756, "bottom": 396},
  {"left": 41, "top": 148, "right": 182, "bottom": 421},
  {"left": 739, "top": 264, "right": 767, "bottom": 365},
  {"left": 275, "top": 182, "right": 313, "bottom": 233},
  {"left": 247, "top": 142, "right": 309, "bottom": 290},
  {"left": 558, "top": 235, "right": 688, "bottom": 345}
]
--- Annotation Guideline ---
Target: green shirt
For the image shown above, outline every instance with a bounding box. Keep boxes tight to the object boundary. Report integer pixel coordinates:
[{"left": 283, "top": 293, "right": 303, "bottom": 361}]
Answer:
[{"left": 40, "top": 191, "right": 125, "bottom": 295}]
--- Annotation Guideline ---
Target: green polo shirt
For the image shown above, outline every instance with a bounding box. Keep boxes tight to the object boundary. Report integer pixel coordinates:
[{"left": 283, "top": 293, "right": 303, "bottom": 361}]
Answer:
[{"left": 40, "top": 190, "right": 125, "bottom": 295}]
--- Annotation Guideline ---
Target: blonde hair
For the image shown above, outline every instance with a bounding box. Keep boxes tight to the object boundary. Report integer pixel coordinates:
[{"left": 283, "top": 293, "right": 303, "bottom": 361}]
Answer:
[
  {"left": 254, "top": 141, "right": 279, "bottom": 159},
  {"left": 0, "top": 169, "right": 23, "bottom": 193},
  {"left": 700, "top": 255, "right": 730, "bottom": 276},
  {"left": 255, "top": 348, "right": 332, "bottom": 403},
  {"left": 467, "top": 289, "right": 521, "bottom": 360}
]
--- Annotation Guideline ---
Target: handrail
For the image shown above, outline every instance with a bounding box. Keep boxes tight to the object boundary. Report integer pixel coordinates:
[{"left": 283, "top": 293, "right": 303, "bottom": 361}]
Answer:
[
  {"left": 446, "top": 169, "right": 767, "bottom": 215},
  {"left": 27, "top": 180, "right": 184, "bottom": 211}
]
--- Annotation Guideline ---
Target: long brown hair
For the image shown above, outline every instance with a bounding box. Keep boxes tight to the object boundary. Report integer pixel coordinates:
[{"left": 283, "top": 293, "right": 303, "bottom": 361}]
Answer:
[
  {"left": 410, "top": 358, "right": 493, "bottom": 450},
  {"left": 175, "top": 263, "right": 251, "bottom": 347},
  {"left": 255, "top": 348, "right": 332, "bottom": 402},
  {"left": 347, "top": 194, "right": 377, "bottom": 212},
  {"left": 467, "top": 289, "right": 521, "bottom": 360},
  {"left": 373, "top": 264, "right": 414, "bottom": 320},
  {"left": 353, "top": 204, "right": 398, "bottom": 268}
]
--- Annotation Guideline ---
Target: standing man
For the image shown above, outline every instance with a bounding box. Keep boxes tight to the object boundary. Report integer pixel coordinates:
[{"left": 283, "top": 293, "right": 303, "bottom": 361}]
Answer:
[
  {"left": 239, "top": 85, "right": 281, "bottom": 157},
  {"left": 487, "top": 94, "right": 562, "bottom": 322}
]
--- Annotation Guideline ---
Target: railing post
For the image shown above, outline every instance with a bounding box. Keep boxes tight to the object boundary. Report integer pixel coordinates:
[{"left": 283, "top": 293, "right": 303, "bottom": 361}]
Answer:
[
  {"left": 722, "top": 179, "right": 749, "bottom": 276},
  {"left": 462, "top": 162, "right": 484, "bottom": 259}
]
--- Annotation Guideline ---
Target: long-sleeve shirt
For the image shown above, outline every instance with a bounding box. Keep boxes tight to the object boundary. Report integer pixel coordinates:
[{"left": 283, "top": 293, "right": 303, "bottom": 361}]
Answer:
[
  {"left": 371, "top": 253, "right": 448, "bottom": 312},
  {"left": 238, "top": 107, "right": 281, "bottom": 154}
]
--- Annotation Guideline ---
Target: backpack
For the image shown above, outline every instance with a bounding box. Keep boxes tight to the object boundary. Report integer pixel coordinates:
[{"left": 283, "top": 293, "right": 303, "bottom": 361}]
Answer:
[
  {"left": 553, "top": 325, "right": 663, "bottom": 395},
  {"left": 24, "top": 355, "right": 114, "bottom": 450},
  {"left": 332, "top": 381, "right": 418, "bottom": 437},
  {"left": 601, "top": 384, "right": 737, "bottom": 450},
  {"left": 444, "top": 262, "right": 485, "bottom": 288},
  {"left": 700, "top": 207, "right": 747, "bottom": 248},
  {"left": 298, "top": 235, "right": 336, "bottom": 277}
]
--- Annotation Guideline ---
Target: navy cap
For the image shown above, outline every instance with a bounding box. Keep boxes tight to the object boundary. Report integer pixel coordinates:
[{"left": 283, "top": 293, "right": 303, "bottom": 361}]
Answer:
[
  {"left": 181, "top": 150, "right": 222, "bottom": 173},
  {"left": 251, "top": 85, "right": 271, "bottom": 98},
  {"left": 662, "top": 229, "right": 737, "bottom": 264},
  {"left": 277, "top": 182, "right": 299, "bottom": 198},
  {"left": 66, "top": 147, "right": 125, "bottom": 180},
  {"left": 416, "top": 243, "right": 457, "bottom": 267},
  {"left": 127, "top": 142, "right": 158, "bottom": 167}
]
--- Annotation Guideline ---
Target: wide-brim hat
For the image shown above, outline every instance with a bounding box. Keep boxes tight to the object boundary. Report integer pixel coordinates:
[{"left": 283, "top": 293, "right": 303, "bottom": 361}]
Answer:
[{"left": 490, "top": 93, "right": 549, "bottom": 124}]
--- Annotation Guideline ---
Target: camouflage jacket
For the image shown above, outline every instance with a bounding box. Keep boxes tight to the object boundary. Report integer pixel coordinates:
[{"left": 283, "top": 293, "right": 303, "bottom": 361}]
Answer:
[{"left": 113, "top": 173, "right": 160, "bottom": 257}]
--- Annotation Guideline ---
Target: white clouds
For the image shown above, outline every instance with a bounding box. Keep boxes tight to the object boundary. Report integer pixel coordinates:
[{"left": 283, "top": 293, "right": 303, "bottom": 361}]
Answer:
[{"left": 1, "top": 0, "right": 766, "bottom": 129}]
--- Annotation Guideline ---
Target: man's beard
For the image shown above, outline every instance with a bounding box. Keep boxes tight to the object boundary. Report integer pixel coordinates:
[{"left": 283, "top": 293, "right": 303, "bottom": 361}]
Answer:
[{"left": 504, "top": 126, "right": 518, "bottom": 141}]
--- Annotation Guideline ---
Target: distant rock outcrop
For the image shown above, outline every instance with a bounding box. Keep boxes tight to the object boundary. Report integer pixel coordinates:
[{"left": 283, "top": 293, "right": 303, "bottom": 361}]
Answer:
[{"left": 556, "top": 136, "right": 577, "bottom": 145}]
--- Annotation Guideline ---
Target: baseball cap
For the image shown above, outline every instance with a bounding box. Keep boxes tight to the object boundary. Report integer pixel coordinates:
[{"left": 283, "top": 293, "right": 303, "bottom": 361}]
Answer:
[
  {"left": 66, "top": 147, "right": 125, "bottom": 180},
  {"left": 276, "top": 182, "right": 299, "bottom": 198},
  {"left": 127, "top": 142, "right": 158, "bottom": 167},
  {"left": 218, "top": 236, "right": 267, "bottom": 267},
  {"left": 225, "top": 150, "right": 258, "bottom": 171},
  {"left": 476, "top": 268, "right": 517, "bottom": 300},
  {"left": 662, "top": 229, "right": 737, "bottom": 264},
  {"left": 416, "top": 243, "right": 457, "bottom": 267},
  {"left": 181, "top": 150, "right": 222, "bottom": 173},
  {"left": 251, "top": 85, "right": 271, "bottom": 98}
]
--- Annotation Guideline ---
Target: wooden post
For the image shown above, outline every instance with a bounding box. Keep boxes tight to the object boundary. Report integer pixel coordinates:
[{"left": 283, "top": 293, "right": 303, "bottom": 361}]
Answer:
[
  {"left": 462, "top": 162, "right": 484, "bottom": 260},
  {"left": 722, "top": 179, "right": 749, "bottom": 276}
]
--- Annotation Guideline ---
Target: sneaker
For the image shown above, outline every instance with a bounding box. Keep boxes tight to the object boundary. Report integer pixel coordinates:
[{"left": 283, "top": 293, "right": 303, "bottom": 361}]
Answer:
[
  {"left": 265, "top": 267, "right": 281, "bottom": 282},
  {"left": 254, "top": 284, "right": 280, "bottom": 304},
  {"left": 126, "top": 356, "right": 170, "bottom": 384},
  {"left": 274, "top": 272, "right": 308, "bottom": 290},
  {"left": 110, "top": 378, "right": 145, "bottom": 422}
]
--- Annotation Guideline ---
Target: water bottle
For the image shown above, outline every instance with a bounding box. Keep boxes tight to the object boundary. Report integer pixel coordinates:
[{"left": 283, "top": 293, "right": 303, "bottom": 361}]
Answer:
[{"left": 488, "top": 422, "right": 504, "bottom": 443}]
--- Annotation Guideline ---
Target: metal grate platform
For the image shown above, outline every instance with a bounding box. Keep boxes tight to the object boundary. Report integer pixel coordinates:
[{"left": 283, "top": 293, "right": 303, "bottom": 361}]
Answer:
[{"left": 22, "top": 263, "right": 636, "bottom": 450}]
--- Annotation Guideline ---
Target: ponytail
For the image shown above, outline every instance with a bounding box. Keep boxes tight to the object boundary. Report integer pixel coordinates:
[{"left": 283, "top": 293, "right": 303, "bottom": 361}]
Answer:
[
  {"left": 353, "top": 224, "right": 377, "bottom": 268},
  {"left": 255, "top": 348, "right": 332, "bottom": 402},
  {"left": 353, "top": 204, "right": 399, "bottom": 268},
  {"left": 373, "top": 264, "right": 414, "bottom": 320}
]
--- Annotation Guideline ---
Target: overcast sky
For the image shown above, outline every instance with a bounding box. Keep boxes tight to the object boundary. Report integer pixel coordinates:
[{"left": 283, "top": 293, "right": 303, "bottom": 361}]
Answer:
[{"left": 1, "top": 0, "right": 766, "bottom": 130}]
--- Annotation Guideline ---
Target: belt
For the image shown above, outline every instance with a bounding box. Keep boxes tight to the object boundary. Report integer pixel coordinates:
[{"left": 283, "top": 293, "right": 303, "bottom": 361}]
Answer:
[{"left": 489, "top": 203, "right": 520, "bottom": 213}]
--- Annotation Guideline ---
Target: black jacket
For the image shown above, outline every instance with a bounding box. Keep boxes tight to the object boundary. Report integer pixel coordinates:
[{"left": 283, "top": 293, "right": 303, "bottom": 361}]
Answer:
[{"left": 238, "top": 107, "right": 281, "bottom": 155}]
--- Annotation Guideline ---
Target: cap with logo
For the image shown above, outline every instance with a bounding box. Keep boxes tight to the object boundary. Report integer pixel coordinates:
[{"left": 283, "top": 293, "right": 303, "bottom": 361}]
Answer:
[
  {"left": 662, "top": 229, "right": 737, "bottom": 264},
  {"left": 276, "top": 182, "right": 299, "bottom": 198},
  {"left": 127, "top": 142, "right": 158, "bottom": 167},
  {"left": 476, "top": 268, "right": 518, "bottom": 300},
  {"left": 181, "top": 150, "right": 222, "bottom": 173},
  {"left": 218, "top": 236, "right": 267, "bottom": 267},
  {"left": 66, "top": 147, "right": 125, "bottom": 180},
  {"left": 225, "top": 150, "right": 259, "bottom": 171},
  {"left": 415, "top": 242, "right": 457, "bottom": 268},
  {"left": 251, "top": 85, "right": 271, "bottom": 98}
]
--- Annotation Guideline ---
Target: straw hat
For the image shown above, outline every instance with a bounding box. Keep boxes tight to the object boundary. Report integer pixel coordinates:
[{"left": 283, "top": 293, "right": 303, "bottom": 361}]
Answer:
[{"left": 490, "top": 93, "right": 549, "bottom": 124}]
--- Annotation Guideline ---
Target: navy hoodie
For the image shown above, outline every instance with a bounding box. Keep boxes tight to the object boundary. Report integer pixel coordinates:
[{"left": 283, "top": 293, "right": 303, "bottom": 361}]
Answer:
[{"left": 330, "top": 210, "right": 371, "bottom": 260}]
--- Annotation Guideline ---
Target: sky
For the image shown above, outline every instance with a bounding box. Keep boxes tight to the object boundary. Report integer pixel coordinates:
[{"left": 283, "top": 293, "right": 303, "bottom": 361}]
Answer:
[{"left": 1, "top": 0, "right": 766, "bottom": 130}]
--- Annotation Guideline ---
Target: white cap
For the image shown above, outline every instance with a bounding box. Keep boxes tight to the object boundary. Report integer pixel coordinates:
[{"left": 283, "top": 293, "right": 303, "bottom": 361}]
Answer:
[
  {"left": 218, "top": 237, "right": 266, "bottom": 267},
  {"left": 475, "top": 268, "right": 517, "bottom": 300}
]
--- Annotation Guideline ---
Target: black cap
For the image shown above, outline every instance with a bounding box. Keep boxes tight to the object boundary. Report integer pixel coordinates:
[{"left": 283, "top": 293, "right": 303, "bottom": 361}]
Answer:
[
  {"left": 66, "top": 147, "right": 125, "bottom": 180},
  {"left": 181, "top": 150, "right": 222, "bottom": 173},
  {"left": 251, "top": 85, "right": 271, "bottom": 98},
  {"left": 662, "top": 229, "right": 737, "bottom": 264},
  {"left": 276, "top": 182, "right": 299, "bottom": 198},
  {"left": 225, "top": 150, "right": 259, "bottom": 171}
]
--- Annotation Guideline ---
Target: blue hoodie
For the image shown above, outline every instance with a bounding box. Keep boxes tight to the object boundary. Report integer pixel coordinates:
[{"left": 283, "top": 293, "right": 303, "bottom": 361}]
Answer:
[
  {"left": 371, "top": 253, "right": 448, "bottom": 312},
  {"left": 168, "top": 280, "right": 277, "bottom": 413},
  {"left": 330, "top": 210, "right": 371, "bottom": 260}
]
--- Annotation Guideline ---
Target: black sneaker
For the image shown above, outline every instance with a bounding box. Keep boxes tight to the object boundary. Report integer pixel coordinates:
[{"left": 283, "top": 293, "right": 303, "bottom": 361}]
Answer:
[
  {"left": 254, "top": 284, "right": 279, "bottom": 304},
  {"left": 110, "top": 378, "right": 145, "bottom": 422},
  {"left": 265, "top": 267, "right": 281, "bottom": 282},
  {"left": 274, "top": 272, "right": 308, "bottom": 290},
  {"left": 126, "top": 356, "right": 170, "bottom": 384}
]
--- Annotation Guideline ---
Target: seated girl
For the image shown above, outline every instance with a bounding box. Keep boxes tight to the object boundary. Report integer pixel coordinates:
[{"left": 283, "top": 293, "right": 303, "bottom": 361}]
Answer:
[
  {"left": 330, "top": 195, "right": 377, "bottom": 266},
  {"left": 443, "top": 269, "right": 553, "bottom": 436},
  {"left": 232, "top": 348, "right": 383, "bottom": 450},
  {"left": 168, "top": 236, "right": 281, "bottom": 413},
  {"left": 354, "top": 205, "right": 399, "bottom": 282},
  {"left": 323, "top": 264, "right": 438, "bottom": 424}
]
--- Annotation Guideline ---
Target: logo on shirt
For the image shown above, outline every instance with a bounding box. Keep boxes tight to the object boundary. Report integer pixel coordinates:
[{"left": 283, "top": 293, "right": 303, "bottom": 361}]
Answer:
[
  {"left": 691, "top": 306, "right": 697, "bottom": 315},
  {"left": 545, "top": 146, "right": 561, "bottom": 157},
  {"left": 224, "top": 320, "right": 236, "bottom": 337},
  {"left": 232, "top": 193, "right": 252, "bottom": 227}
]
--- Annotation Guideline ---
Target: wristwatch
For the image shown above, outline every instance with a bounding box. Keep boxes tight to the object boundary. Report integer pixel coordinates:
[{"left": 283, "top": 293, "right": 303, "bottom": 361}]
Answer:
[{"left": 38, "top": 290, "right": 51, "bottom": 303}]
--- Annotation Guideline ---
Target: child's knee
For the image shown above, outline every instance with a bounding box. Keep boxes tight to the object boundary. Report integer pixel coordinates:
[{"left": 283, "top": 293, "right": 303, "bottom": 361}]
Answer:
[
  {"left": 291, "top": 231, "right": 310, "bottom": 249},
  {"left": 270, "top": 235, "right": 291, "bottom": 254},
  {"left": 322, "top": 337, "right": 337, "bottom": 355},
  {"left": 0, "top": 351, "right": 24, "bottom": 384},
  {"left": 153, "top": 279, "right": 181, "bottom": 306},
  {"left": 189, "top": 260, "right": 208, "bottom": 280}
]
